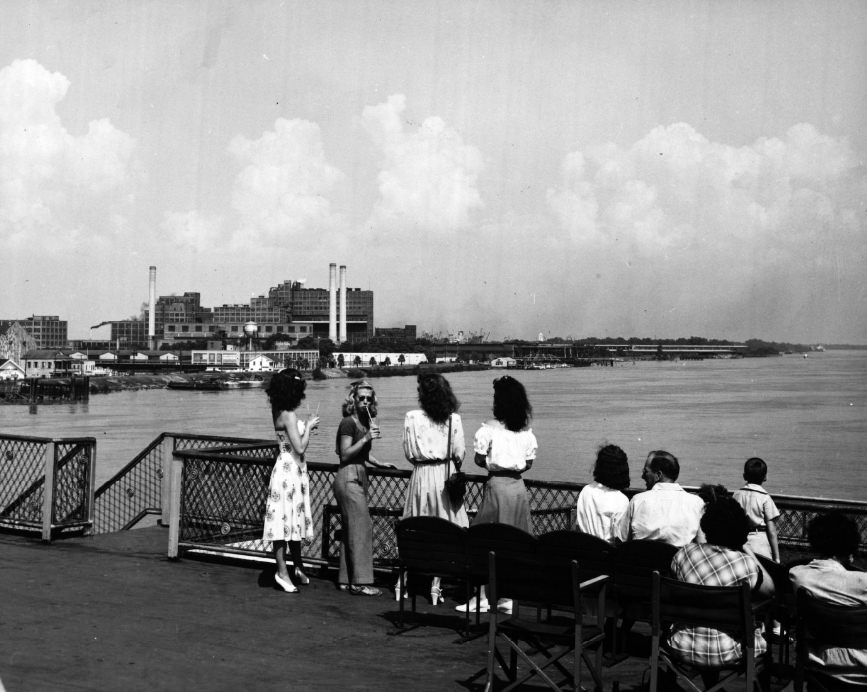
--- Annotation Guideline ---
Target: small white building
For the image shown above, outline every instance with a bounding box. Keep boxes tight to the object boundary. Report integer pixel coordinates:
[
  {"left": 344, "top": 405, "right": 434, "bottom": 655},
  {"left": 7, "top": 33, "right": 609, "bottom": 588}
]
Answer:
[
  {"left": 491, "top": 357, "right": 517, "bottom": 368},
  {"left": 335, "top": 352, "right": 428, "bottom": 367},
  {"left": 0, "top": 359, "right": 25, "bottom": 380},
  {"left": 248, "top": 354, "right": 275, "bottom": 372}
]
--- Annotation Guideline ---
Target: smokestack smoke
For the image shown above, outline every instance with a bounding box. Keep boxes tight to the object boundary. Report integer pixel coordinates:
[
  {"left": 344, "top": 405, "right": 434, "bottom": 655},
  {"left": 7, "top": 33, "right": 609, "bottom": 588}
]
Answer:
[
  {"left": 339, "top": 265, "right": 347, "bottom": 345},
  {"left": 148, "top": 265, "right": 156, "bottom": 350},
  {"left": 328, "top": 263, "right": 337, "bottom": 343}
]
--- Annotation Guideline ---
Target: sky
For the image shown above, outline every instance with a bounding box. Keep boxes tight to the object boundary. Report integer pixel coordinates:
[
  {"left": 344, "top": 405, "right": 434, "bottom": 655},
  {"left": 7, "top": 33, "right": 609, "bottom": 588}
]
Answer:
[{"left": 1, "top": 0, "right": 866, "bottom": 344}]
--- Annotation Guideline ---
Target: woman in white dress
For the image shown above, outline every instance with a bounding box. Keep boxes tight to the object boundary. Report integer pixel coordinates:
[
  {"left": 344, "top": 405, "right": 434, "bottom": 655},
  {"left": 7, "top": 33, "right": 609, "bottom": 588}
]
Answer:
[
  {"left": 401, "top": 373, "right": 468, "bottom": 604},
  {"left": 262, "top": 368, "right": 319, "bottom": 594},
  {"left": 574, "top": 444, "right": 630, "bottom": 542}
]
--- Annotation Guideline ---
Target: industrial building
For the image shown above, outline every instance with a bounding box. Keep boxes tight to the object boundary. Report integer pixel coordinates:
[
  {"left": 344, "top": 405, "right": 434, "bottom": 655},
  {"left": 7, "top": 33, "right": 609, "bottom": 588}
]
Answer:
[
  {"left": 0, "top": 315, "right": 68, "bottom": 349},
  {"left": 108, "top": 264, "right": 373, "bottom": 349}
]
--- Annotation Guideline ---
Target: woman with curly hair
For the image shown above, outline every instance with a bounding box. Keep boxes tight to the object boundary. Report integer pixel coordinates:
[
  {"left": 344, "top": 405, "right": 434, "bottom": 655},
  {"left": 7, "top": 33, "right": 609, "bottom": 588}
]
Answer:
[
  {"left": 401, "top": 373, "right": 468, "bottom": 604},
  {"left": 457, "top": 375, "right": 537, "bottom": 614},
  {"left": 333, "top": 380, "right": 396, "bottom": 596},
  {"left": 574, "top": 444, "right": 630, "bottom": 543},
  {"left": 262, "top": 368, "right": 319, "bottom": 594}
]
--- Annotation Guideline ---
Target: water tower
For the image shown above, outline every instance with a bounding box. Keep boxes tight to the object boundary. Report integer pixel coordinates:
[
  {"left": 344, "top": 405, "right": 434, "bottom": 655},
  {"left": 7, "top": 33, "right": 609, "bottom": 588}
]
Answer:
[{"left": 243, "top": 321, "right": 258, "bottom": 352}]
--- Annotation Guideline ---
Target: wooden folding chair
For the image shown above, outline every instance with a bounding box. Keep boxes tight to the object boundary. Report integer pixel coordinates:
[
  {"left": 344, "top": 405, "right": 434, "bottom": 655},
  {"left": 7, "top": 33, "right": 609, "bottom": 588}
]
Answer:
[
  {"left": 650, "top": 570, "right": 770, "bottom": 692},
  {"left": 483, "top": 527, "right": 609, "bottom": 692},
  {"left": 395, "top": 516, "right": 469, "bottom": 635},
  {"left": 794, "top": 587, "right": 867, "bottom": 692},
  {"left": 609, "top": 539, "right": 678, "bottom": 666}
]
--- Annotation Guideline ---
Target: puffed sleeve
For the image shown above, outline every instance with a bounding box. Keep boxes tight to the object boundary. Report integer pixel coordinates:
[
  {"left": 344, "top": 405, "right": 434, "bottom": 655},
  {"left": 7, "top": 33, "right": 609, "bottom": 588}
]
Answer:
[
  {"left": 403, "top": 412, "right": 414, "bottom": 461},
  {"left": 523, "top": 429, "right": 538, "bottom": 460},
  {"left": 473, "top": 424, "right": 491, "bottom": 456},
  {"left": 451, "top": 414, "right": 466, "bottom": 462}
]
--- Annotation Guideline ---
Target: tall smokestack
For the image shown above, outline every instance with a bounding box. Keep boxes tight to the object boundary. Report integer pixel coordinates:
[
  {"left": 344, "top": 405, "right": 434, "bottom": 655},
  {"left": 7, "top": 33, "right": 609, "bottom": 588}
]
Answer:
[
  {"left": 148, "top": 265, "right": 156, "bottom": 350},
  {"left": 338, "top": 265, "right": 347, "bottom": 345},
  {"left": 328, "top": 263, "right": 337, "bottom": 343}
]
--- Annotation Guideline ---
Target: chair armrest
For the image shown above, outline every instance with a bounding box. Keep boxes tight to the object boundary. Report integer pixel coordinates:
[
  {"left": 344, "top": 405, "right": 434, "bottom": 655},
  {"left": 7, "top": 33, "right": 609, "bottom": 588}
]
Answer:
[{"left": 579, "top": 574, "right": 609, "bottom": 591}]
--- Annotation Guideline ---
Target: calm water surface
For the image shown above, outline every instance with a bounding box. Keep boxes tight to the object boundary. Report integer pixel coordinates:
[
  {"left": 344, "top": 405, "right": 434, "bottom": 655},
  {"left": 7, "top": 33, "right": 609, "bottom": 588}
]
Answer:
[{"left": 2, "top": 351, "right": 865, "bottom": 501}]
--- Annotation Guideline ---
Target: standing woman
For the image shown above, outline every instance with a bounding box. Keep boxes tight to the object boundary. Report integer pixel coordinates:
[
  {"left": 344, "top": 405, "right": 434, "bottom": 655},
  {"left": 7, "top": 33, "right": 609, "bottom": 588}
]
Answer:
[
  {"left": 401, "top": 373, "right": 469, "bottom": 604},
  {"left": 457, "top": 375, "right": 537, "bottom": 613},
  {"left": 263, "top": 368, "right": 320, "bottom": 593},
  {"left": 333, "top": 380, "right": 396, "bottom": 596}
]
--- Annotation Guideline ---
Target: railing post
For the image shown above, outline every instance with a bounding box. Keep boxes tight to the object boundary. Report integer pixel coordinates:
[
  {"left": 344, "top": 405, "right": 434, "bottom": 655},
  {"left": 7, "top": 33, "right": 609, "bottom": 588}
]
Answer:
[
  {"left": 86, "top": 440, "right": 97, "bottom": 535},
  {"left": 41, "top": 441, "right": 56, "bottom": 543},
  {"left": 160, "top": 434, "right": 174, "bottom": 526},
  {"left": 167, "top": 451, "right": 183, "bottom": 559}
]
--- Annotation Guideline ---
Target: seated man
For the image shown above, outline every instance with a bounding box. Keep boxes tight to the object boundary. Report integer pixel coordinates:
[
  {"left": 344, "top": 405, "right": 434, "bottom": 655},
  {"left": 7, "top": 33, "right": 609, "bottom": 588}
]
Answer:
[
  {"left": 616, "top": 450, "right": 704, "bottom": 546},
  {"left": 789, "top": 511, "right": 867, "bottom": 688}
]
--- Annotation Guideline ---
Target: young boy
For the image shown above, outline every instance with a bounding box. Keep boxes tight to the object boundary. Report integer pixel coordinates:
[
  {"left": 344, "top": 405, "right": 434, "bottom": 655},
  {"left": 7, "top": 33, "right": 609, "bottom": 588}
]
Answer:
[{"left": 732, "top": 457, "right": 780, "bottom": 562}]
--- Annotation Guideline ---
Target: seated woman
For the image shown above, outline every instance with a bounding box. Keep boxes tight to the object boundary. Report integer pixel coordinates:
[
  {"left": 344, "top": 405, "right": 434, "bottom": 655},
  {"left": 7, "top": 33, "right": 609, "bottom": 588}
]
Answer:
[
  {"left": 668, "top": 497, "right": 774, "bottom": 674},
  {"left": 574, "top": 444, "right": 630, "bottom": 543}
]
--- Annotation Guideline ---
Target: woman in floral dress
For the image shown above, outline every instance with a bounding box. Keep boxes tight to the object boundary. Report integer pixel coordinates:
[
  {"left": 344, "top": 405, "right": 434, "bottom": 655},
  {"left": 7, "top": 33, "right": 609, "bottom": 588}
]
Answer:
[{"left": 263, "top": 368, "right": 319, "bottom": 594}]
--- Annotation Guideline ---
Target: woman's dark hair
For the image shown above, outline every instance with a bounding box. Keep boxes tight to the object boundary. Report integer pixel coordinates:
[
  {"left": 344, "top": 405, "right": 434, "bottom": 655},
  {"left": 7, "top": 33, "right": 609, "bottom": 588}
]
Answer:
[
  {"left": 492, "top": 376, "right": 532, "bottom": 432},
  {"left": 700, "top": 497, "right": 749, "bottom": 551},
  {"left": 266, "top": 368, "right": 306, "bottom": 417},
  {"left": 593, "top": 444, "right": 630, "bottom": 490},
  {"left": 697, "top": 483, "right": 730, "bottom": 505},
  {"left": 743, "top": 457, "right": 768, "bottom": 484},
  {"left": 417, "top": 373, "right": 459, "bottom": 424},
  {"left": 342, "top": 380, "right": 378, "bottom": 418},
  {"left": 807, "top": 511, "right": 860, "bottom": 559}
]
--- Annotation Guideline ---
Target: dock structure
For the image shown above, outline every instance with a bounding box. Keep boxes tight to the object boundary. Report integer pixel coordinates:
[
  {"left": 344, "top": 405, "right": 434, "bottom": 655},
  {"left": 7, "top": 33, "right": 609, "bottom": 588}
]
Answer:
[
  {"left": 2, "top": 432, "right": 864, "bottom": 690},
  {"left": 0, "top": 526, "right": 657, "bottom": 692}
]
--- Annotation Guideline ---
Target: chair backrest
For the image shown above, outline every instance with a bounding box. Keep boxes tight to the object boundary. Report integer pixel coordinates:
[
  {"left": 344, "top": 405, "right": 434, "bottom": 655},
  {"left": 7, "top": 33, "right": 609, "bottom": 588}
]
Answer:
[
  {"left": 469, "top": 523, "right": 538, "bottom": 601},
  {"left": 652, "top": 571, "right": 751, "bottom": 638},
  {"left": 396, "top": 516, "right": 467, "bottom": 575},
  {"left": 612, "top": 539, "right": 678, "bottom": 601},
  {"left": 538, "top": 530, "right": 612, "bottom": 602},
  {"left": 796, "top": 588, "right": 867, "bottom": 649},
  {"left": 467, "top": 522, "right": 537, "bottom": 578}
]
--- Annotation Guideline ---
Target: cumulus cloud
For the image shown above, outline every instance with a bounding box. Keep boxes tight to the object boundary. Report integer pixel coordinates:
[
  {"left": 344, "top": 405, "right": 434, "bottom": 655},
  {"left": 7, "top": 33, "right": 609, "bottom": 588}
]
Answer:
[
  {"left": 546, "top": 122, "right": 867, "bottom": 340},
  {"left": 227, "top": 118, "right": 344, "bottom": 248},
  {"left": 161, "top": 210, "right": 224, "bottom": 249},
  {"left": 0, "top": 59, "right": 136, "bottom": 249},
  {"left": 361, "top": 94, "right": 484, "bottom": 234}
]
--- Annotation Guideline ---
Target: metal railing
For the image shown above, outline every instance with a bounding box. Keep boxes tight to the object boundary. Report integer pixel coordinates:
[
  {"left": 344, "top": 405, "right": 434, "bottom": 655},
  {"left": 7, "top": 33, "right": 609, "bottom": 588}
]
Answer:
[
  {"left": 92, "top": 433, "right": 275, "bottom": 534},
  {"left": 0, "top": 434, "right": 96, "bottom": 541},
  {"left": 165, "top": 442, "right": 867, "bottom": 566}
]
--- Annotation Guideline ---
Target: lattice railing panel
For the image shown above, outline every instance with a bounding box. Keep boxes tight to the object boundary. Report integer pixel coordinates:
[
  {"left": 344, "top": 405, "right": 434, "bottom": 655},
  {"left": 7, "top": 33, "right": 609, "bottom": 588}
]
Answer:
[
  {"left": 93, "top": 437, "right": 163, "bottom": 534},
  {"left": 53, "top": 442, "right": 93, "bottom": 523},
  {"left": 180, "top": 456, "right": 272, "bottom": 545},
  {"left": 0, "top": 437, "right": 46, "bottom": 525},
  {"left": 0, "top": 435, "right": 95, "bottom": 537}
]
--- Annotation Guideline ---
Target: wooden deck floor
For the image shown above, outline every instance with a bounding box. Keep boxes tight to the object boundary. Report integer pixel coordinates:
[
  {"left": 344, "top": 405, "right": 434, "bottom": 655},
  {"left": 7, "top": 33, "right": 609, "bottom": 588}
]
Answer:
[{"left": 0, "top": 527, "right": 794, "bottom": 691}]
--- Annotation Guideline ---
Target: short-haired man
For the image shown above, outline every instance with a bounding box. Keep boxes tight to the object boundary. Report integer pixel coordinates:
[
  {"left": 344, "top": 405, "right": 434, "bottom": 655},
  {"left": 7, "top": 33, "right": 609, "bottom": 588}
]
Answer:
[{"left": 616, "top": 450, "right": 704, "bottom": 546}]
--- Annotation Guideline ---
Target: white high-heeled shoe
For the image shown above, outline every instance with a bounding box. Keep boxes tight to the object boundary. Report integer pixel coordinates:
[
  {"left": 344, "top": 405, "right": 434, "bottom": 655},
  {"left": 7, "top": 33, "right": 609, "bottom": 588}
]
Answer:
[
  {"left": 455, "top": 597, "right": 489, "bottom": 613},
  {"left": 430, "top": 585, "right": 443, "bottom": 606},
  {"left": 275, "top": 572, "right": 298, "bottom": 593}
]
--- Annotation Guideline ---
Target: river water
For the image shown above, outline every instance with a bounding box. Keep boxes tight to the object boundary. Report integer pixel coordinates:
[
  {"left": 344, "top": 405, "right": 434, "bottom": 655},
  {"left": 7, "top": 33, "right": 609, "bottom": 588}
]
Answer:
[{"left": 2, "top": 351, "right": 865, "bottom": 501}]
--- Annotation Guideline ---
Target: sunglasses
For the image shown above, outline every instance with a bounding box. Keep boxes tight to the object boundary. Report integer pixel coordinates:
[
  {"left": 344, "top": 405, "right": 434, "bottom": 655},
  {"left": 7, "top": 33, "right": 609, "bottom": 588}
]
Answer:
[{"left": 357, "top": 395, "right": 373, "bottom": 402}]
